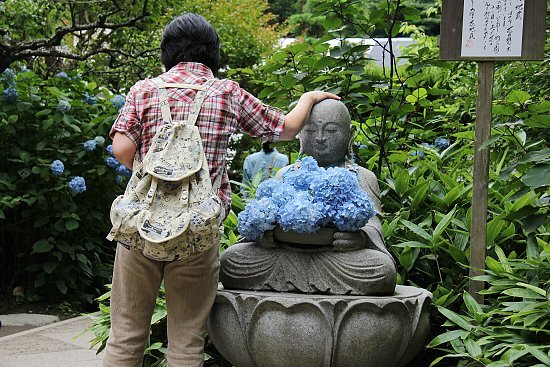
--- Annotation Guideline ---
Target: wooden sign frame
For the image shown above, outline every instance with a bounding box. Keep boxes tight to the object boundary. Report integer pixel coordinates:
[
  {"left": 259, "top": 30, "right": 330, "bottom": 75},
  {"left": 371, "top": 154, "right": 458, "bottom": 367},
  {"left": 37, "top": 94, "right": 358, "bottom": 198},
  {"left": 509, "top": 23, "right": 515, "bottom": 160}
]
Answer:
[{"left": 440, "top": 0, "right": 546, "bottom": 61}]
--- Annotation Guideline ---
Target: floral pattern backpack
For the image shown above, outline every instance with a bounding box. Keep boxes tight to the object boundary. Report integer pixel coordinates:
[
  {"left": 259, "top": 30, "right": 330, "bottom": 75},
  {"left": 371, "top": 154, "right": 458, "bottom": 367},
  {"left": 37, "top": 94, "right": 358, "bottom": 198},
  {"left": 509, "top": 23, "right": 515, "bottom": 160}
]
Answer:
[{"left": 107, "top": 79, "right": 224, "bottom": 261}]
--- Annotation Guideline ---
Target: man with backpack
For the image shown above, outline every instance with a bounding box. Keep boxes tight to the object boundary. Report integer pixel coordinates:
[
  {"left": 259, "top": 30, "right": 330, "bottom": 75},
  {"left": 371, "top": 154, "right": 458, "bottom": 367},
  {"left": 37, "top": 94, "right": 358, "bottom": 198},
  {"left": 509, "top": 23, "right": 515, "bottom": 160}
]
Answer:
[{"left": 103, "top": 12, "right": 339, "bottom": 367}]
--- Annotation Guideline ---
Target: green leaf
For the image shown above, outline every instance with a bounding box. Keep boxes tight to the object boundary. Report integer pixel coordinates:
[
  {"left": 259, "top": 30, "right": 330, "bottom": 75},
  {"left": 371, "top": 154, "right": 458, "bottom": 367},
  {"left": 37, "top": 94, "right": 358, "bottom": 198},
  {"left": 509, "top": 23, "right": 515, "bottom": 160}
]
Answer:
[
  {"left": 42, "top": 262, "right": 57, "bottom": 274},
  {"left": 437, "top": 306, "right": 473, "bottom": 331},
  {"left": 56, "top": 280, "right": 68, "bottom": 294},
  {"left": 432, "top": 206, "right": 456, "bottom": 244},
  {"left": 515, "top": 282, "right": 547, "bottom": 297},
  {"left": 506, "top": 90, "right": 531, "bottom": 104},
  {"left": 65, "top": 219, "right": 79, "bottom": 231},
  {"left": 32, "top": 239, "right": 54, "bottom": 253},
  {"left": 313, "top": 56, "right": 336, "bottom": 69},
  {"left": 521, "top": 164, "right": 550, "bottom": 188},
  {"left": 503, "top": 288, "right": 545, "bottom": 300},
  {"left": 463, "top": 336, "right": 482, "bottom": 357},
  {"left": 394, "top": 169, "right": 410, "bottom": 196},
  {"left": 463, "top": 291, "right": 483, "bottom": 316},
  {"left": 524, "top": 345, "right": 550, "bottom": 365},
  {"left": 393, "top": 241, "right": 430, "bottom": 248},
  {"left": 427, "top": 329, "right": 469, "bottom": 347},
  {"left": 401, "top": 219, "right": 432, "bottom": 241}
]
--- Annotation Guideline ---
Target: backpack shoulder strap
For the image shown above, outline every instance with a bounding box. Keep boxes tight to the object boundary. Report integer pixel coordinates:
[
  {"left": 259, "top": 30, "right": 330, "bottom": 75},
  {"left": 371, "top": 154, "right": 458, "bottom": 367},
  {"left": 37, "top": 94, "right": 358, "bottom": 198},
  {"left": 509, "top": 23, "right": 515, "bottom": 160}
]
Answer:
[{"left": 151, "top": 78, "right": 216, "bottom": 126}]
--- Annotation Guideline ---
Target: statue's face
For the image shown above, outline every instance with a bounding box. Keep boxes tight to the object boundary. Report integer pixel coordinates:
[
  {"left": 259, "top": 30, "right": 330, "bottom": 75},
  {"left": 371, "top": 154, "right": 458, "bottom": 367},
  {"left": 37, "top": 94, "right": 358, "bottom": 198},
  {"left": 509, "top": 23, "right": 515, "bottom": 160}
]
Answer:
[{"left": 300, "top": 102, "right": 351, "bottom": 167}]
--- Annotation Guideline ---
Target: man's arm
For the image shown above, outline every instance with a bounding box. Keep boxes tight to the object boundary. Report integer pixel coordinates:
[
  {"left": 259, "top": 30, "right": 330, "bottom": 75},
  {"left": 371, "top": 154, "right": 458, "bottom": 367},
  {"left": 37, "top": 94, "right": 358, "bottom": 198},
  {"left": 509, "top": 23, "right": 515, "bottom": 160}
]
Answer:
[
  {"left": 279, "top": 91, "right": 340, "bottom": 141},
  {"left": 112, "top": 132, "right": 137, "bottom": 169}
]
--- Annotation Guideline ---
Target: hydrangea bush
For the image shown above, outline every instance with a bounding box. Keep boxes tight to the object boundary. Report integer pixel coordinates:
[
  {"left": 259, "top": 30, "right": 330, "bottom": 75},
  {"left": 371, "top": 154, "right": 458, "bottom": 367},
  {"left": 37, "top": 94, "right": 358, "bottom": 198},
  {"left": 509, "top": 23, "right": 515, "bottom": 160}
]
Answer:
[
  {"left": 237, "top": 157, "right": 376, "bottom": 240},
  {"left": 0, "top": 67, "right": 127, "bottom": 303}
]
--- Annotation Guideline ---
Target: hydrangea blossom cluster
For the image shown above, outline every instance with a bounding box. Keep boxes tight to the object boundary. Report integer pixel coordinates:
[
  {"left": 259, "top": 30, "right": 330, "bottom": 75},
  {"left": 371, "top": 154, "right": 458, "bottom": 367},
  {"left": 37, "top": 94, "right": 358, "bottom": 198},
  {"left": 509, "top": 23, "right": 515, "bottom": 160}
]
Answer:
[
  {"left": 115, "top": 165, "right": 132, "bottom": 177},
  {"left": 83, "top": 92, "right": 98, "bottom": 105},
  {"left": 56, "top": 71, "right": 68, "bottom": 78},
  {"left": 94, "top": 136, "right": 105, "bottom": 146},
  {"left": 112, "top": 94, "right": 126, "bottom": 109},
  {"left": 106, "top": 144, "right": 114, "bottom": 156},
  {"left": 3, "top": 87, "right": 18, "bottom": 103},
  {"left": 237, "top": 157, "right": 376, "bottom": 240},
  {"left": 83, "top": 139, "right": 97, "bottom": 151},
  {"left": 69, "top": 176, "right": 86, "bottom": 194},
  {"left": 434, "top": 137, "right": 450, "bottom": 150},
  {"left": 50, "top": 160, "right": 64, "bottom": 176},
  {"left": 2, "top": 68, "right": 16, "bottom": 85},
  {"left": 58, "top": 100, "right": 71, "bottom": 112}
]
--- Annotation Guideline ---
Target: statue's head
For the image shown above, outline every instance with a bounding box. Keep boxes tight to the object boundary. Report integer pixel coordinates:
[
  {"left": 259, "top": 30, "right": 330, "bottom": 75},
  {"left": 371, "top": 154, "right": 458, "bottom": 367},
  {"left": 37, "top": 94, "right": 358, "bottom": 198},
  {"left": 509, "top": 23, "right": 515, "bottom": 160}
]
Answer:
[{"left": 299, "top": 99, "right": 352, "bottom": 167}]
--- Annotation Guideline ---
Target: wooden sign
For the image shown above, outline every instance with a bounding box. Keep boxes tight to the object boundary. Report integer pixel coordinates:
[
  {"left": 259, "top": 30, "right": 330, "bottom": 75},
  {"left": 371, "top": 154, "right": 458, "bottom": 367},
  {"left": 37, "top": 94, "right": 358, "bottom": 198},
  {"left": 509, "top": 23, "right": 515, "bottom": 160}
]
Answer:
[
  {"left": 440, "top": 0, "right": 546, "bottom": 61},
  {"left": 440, "top": 0, "right": 546, "bottom": 303}
]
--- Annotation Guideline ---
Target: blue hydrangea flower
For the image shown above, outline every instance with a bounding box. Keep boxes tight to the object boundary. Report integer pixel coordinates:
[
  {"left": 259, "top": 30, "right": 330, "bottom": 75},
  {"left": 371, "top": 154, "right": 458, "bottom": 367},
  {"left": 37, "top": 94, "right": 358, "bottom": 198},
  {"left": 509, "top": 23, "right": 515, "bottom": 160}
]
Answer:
[
  {"left": 94, "top": 136, "right": 105, "bottom": 146},
  {"left": 2, "top": 68, "right": 15, "bottom": 80},
  {"left": 83, "top": 92, "right": 98, "bottom": 105},
  {"left": 310, "top": 167, "right": 362, "bottom": 219},
  {"left": 116, "top": 175, "right": 124, "bottom": 184},
  {"left": 58, "top": 100, "right": 71, "bottom": 112},
  {"left": 112, "top": 94, "right": 125, "bottom": 109},
  {"left": 277, "top": 191, "right": 324, "bottom": 233},
  {"left": 3, "top": 87, "right": 18, "bottom": 103},
  {"left": 21, "top": 68, "right": 30, "bottom": 73},
  {"left": 333, "top": 192, "right": 376, "bottom": 231},
  {"left": 69, "top": 176, "right": 86, "bottom": 194},
  {"left": 283, "top": 157, "right": 323, "bottom": 191},
  {"left": 237, "top": 198, "right": 278, "bottom": 240},
  {"left": 106, "top": 145, "right": 114, "bottom": 156},
  {"left": 83, "top": 139, "right": 97, "bottom": 151},
  {"left": 115, "top": 164, "right": 132, "bottom": 177},
  {"left": 256, "top": 179, "right": 297, "bottom": 207},
  {"left": 56, "top": 71, "right": 68, "bottom": 78},
  {"left": 106, "top": 156, "right": 119, "bottom": 168},
  {"left": 50, "top": 160, "right": 64, "bottom": 176},
  {"left": 434, "top": 137, "right": 450, "bottom": 150}
]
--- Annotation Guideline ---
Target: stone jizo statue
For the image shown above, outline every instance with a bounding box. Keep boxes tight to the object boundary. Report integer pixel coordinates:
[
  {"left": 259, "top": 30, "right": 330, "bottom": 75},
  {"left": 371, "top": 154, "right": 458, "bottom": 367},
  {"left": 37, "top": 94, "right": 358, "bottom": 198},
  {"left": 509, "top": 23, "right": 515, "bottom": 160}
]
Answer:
[{"left": 220, "top": 99, "right": 397, "bottom": 296}]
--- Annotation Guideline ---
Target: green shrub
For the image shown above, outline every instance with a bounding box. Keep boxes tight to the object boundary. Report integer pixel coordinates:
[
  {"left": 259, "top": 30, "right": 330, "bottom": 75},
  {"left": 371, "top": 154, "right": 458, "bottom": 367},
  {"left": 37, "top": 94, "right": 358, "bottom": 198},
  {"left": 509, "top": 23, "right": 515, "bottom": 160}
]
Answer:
[{"left": 0, "top": 67, "right": 125, "bottom": 303}]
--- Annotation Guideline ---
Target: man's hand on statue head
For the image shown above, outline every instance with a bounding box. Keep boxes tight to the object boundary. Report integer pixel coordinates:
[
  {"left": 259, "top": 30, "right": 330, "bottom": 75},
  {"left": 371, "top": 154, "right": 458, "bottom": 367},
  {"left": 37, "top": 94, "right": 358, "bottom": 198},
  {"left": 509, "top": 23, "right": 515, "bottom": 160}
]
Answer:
[{"left": 333, "top": 231, "right": 367, "bottom": 252}]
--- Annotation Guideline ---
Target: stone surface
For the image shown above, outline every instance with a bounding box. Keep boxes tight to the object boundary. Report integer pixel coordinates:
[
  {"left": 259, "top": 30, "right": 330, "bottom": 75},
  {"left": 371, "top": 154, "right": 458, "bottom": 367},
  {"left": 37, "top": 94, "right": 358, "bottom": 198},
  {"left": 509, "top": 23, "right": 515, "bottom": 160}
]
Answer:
[
  {"left": 220, "top": 241, "right": 396, "bottom": 295},
  {"left": 0, "top": 314, "right": 104, "bottom": 367},
  {"left": 0, "top": 313, "right": 60, "bottom": 327},
  {"left": 208, "top": 286, "right": 432, "bottom": 367}
]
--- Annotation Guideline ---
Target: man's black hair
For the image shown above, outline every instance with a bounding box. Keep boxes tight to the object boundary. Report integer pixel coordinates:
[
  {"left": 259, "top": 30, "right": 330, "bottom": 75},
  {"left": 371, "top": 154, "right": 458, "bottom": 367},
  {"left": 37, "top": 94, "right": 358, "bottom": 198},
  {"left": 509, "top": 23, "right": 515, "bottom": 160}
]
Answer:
[
  {"left": 160, "top": 13, "right": 221, "bottom": 75},
  {"left": 262, "top": 142, "right": 274, "bottom": 154}
]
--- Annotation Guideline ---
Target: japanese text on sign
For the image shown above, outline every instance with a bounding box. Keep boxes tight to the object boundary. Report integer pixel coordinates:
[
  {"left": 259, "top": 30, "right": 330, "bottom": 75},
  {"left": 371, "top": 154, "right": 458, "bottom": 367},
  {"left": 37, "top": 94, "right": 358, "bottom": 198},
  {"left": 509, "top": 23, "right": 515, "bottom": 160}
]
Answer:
[{"left": 461, "top": 0, "right": 525, "bottom": 57}]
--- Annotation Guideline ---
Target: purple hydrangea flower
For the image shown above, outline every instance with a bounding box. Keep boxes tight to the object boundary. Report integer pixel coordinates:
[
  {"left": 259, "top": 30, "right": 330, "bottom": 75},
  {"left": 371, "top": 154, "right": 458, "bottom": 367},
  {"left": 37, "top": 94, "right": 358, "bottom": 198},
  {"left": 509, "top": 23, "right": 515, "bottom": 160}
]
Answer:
[
  {"left": 50, "top": 160, "right": 64, "bottom": 176},
  {"left": 83, "top": 139, "right": 97, "bottom": 151},
  {"left": 115, "top": 164, "right": 132, "bottom": 177},
  {"left": 111, "top": 94, "right": 125, "bottom": 109},
  {"left": 69, "top": 176, "right": 86, "bottom": 194},
  {"left": 106, "top": 156, "right": 119, "bottom": 168},
  {"left": 58, "top": 100, "right": 71, "bottom": 112},
  {"left": 3, "top": 87, "right": 18, "bottom": 103},
  {"left": 434, "top": 137, "right": 450, "bottom": 150}
]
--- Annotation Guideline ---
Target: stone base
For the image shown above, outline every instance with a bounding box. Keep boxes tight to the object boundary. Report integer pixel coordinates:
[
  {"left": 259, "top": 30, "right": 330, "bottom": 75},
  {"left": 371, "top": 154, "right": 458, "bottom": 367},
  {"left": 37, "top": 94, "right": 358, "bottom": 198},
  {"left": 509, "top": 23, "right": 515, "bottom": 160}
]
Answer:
[{"left": 208, "top": 285, "right": 432, "bottom": 367}]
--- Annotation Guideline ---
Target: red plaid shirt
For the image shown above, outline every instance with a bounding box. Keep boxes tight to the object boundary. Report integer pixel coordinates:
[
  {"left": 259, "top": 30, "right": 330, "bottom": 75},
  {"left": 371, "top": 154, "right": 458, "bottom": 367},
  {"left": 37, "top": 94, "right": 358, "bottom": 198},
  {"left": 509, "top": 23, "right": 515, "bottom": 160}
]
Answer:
[{"left": 110, "top": 62, "right": 285, "bottom": 213}]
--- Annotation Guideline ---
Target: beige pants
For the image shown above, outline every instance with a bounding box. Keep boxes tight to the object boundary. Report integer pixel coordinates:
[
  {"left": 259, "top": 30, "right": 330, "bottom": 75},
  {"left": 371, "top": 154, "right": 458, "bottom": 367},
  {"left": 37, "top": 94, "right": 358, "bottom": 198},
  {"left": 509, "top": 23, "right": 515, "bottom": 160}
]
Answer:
[{"left": 102, "top": 243, "right": 220, "bottom": 367}]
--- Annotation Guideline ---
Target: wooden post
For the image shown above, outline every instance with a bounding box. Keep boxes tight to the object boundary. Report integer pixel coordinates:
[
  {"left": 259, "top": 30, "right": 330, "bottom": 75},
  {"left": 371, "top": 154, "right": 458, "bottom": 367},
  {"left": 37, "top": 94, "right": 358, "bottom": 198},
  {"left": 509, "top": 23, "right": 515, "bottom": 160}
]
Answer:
[{"left": 469, "top": 61, "right": 494, "bottom": 303}]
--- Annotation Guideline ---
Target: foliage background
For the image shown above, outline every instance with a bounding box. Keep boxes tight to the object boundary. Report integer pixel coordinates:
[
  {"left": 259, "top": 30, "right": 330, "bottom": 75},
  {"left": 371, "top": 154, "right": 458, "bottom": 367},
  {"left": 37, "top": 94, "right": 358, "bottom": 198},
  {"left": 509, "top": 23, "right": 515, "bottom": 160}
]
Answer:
[{"left": 1, "top": 0, "right": 548, "bottom": 366}]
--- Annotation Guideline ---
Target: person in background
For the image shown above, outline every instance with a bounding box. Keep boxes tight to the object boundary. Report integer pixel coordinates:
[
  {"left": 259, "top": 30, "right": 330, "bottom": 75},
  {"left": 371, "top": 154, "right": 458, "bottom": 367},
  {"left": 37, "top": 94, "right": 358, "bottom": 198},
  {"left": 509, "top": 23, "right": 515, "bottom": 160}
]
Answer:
[{"left": 242, "top": 141, "right": 289, "bottom": 189}]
